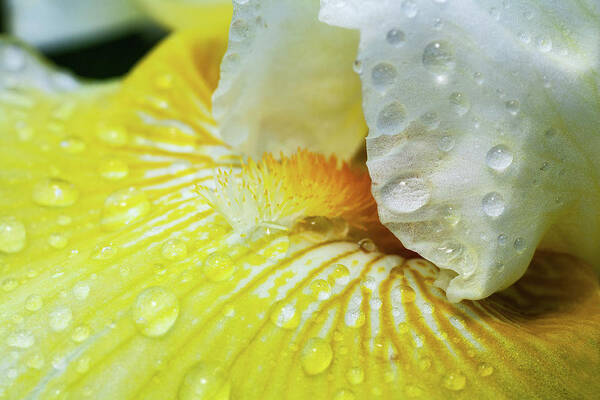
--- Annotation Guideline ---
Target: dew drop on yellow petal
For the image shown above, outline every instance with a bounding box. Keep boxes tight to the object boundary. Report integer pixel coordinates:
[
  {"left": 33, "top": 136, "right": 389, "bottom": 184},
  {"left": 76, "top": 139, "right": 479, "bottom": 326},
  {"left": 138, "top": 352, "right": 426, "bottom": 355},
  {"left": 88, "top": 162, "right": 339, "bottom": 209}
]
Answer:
[
  {"left": 329, "top": 264, "right": 350, "bottom": 285},
  {"left": 49, "top": 306, "right": 73, "bottom": 332},
  {"left": 48, "top": 232, "right": 68, "bottom": 249},
  {"left": 7, "top": 330, "right": 35, "bottom": 349},
  {"left": 478, "top": 363, "right": 494, "bottom": 377},
  {"left": 203, "top": 252, "right": 235, "bottom": 282},
  {"left": 443, "top": 371, "right": 467, "bottom": 391},
  {"left": 32, "top": 178, "right": 79, "bottom": 207},
  {"left": 301, "top": 338, "right": 333, "bottom": 375},
  {"left": 178, "top": 363, "right": 231, "bottom": 400},
  {"left": 60, "top": 136, "right": 86, "bottom": 153},
  {"left": 71, "top": 325, "right": 91, "bottom": 343},
  {"left": 346, "top": 367, "right": 364, "bottom": 385},
  {"left": 132, "top": 286, "right": 179, "bottom": 338},
  {"left": 334, "top": 389, "right": 355, "bottom": 400},
  {"left": 97, "top": 126, "right": 128, "bottom": 146},
  {"left": 101, "top": 187, "right": 151, "bottom": 231},
  {"left": 26, "top": 354, "right": 44, "bottom": 370},
  {"left": 98, "top": 159, "right": 129, "bottom": 180},
  {"left": 270, "top": 301, "right": 299, "bottom": 329},
  {"left": 25, "top": 294, "right": 43, "bottom": 311},
  {"left": 0, "top": 216, "right": 26, "bottom": 253},
  {"left": 310, "top": 279, "right": 331, "bottom": 300},
  {"left": 391, "top": 284, "right": 416, "bottom": 304},
  {"left": 161, "top": 239, "right": 188, "bottom": 261}
]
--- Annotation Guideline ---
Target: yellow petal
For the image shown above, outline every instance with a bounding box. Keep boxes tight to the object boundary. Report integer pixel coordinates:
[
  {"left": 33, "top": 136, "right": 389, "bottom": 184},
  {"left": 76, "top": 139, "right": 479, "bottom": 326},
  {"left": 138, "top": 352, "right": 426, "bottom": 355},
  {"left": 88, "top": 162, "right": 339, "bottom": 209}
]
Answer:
[
  {"left": 0, "top": 33, "right": 598, "bottom": 400},
  {"left": 136, "top": 0, "right": 232, "bottom": 38}
]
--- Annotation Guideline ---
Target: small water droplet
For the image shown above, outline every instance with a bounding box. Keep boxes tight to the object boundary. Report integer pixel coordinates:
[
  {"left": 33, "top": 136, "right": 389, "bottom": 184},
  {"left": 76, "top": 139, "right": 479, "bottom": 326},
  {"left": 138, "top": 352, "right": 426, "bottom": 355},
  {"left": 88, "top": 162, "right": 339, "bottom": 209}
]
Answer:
[
  {"left": 60, "top": 136, "right": 86, "bottom": 153},
  {"left": 386, "top": 29, "right": 405, "bottom": 46},
  {"left": 486, "top": 145, "right": 513, "bottom": 171},
  {"left": 346, "top": 367, "right": 364, "bottom": 385},
  {"left": 353, "top": 60, "right": 363, "bottom": 74},
  {"left": 376, "top": 101, "right": 407, "bottom": 135},
  {"left": 71, "top": 325, "right": 91, "bottom": 343},
  {"left": 301, "top": 338, "right": 333, "bottom": 375},
  {"left": 513, "top": 237, "right": 526, "bottom": 253},
  {"left": 32, "top": 178, "right": 79, "bottom": 207},
  {"left": 0, "top": 216, "right": 26, "bottom": 253},
  {"left": 161, "top": 239, "right": 188, "bottom": 261},
  {"left": 178, "top": 363, "right": 231, "bottom": 400},
  {"left": 2, "top": 278, "right": 17, "bottom": 291},
  {"left": 420, "top": 111, "right": 440, "bottom": 130},
  {"left": 449, "top": 92, "right": 470, "bottom": 116},
  {"left": 310, "top": 279, "right": 331, "bottom": 300},
  {"left": 391, "top": 285, "right": 416, "bottom": 304},
  {"left": 482, "top": 192, "right": 505, "bottom": 217},
  {"left": 132, "top": 286, "right": 179, "bottom": 338},
  {"left": 334, "top": 389, "right": 356, "bottom": 400},
  {"left": 478, "top": 362, "right": 494, "bottom": 376},
  {"left": 358, "top": 238, "right": 378, "bottom": 253},
  {"left": 505, "top": 100, "right": 520, "bottom": 115},
  {"left": 7, "top": 330, "right": 35, "bottom": 349},
  {"left": 26, "top": 354, "right": 45, "bottom": 370},
  {"left": 401, "top": 1, "right": 418, "bottom": 18},
  {"left": 518, "top": 32, "right": 531, "bottom": 44},
  {"left": 270, "top": 301, "right": 299, "bottom": 329},
  {"left": 380, "top": 177, "right": 430, "bottom": 214},
  {"left": 536, "top": 36, "right": 552, "bottom": 52},
  {"left": 73, "top": 281, "right": 90, "bottom": 300},
  {"left": 438, "top": 135, "right": 455, "bottom": 152},
  {"left": 230, "top": 19, "right": 250, "bottom": 42},
  {"left": 25, "top": 295, "right": 43, "bottom": 311},
  {"left": 49, "top": 306, "right": 73, "bottom": 332},
  {"left": 371, "top": 63, "right": 397, "bottom": 87},
  {"left": 443, "top": 371, "right": 466, "bottom": 391},
  {"left": 48, "top": 232, "right": 68, "bottom": 249},
  {"left": 330, "top": 264, "right": 350, "bottom": 285},
  {"left": 423, "top": 41, "right": 455, "bottom": 73},
  {"left": 97, "top": 126, "right": 128, "bottom": 146},
  {"left": 98, "top": 159, "right": 129, "bottom": 180},
  {"left": 203, "top": 252, "right": 235, "bottom": 282},
  {"left": 101, "top": 187, "right": 151, "bottom": 231},
  {"left": 1, "top": 45, "right": 26, "bottom": 71}
]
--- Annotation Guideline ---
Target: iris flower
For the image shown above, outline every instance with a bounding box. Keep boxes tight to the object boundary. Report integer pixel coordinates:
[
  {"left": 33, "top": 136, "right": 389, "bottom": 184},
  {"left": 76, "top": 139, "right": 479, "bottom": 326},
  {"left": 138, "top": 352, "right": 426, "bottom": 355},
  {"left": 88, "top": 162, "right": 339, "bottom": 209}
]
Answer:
[{"left": 0, "top": 0, "right": 598, "bottom": 399}]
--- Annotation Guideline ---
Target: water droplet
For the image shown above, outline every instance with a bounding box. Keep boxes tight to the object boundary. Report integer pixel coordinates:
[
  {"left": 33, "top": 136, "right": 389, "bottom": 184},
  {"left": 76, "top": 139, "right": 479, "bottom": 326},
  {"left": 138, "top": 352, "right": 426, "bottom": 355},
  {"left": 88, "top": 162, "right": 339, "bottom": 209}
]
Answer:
[
  {"left": 73, "top": 281, "right": 90, "bottom": 300},
  {"left": 352, "top": 60, "right": 363, "bottom": 74},
  {"left": 376, "top": 101, "right": 407, "bottom": 135},
  {"left": 473, "top": 72, "right": 484, "bottom": 84},
  {"left": 438, "top": 135, "right": 455, "bottom": 152},
  {"left": 2, "top": 278, "right": 17, "bottom": 291},
  {"left": 76, "top": 357, "right": 91, "bottom": 374},
  {"left": 101, "top": 187, "right": 151, "bottom": 231},
  {"left": 132, "top": 286, "right": 179, "bottom": 338},
  {"left": 545, "top": 128, "right": 558, "bottom": 138},
  {"left": 334, "top": 389, "right": 356, "bottom": 400},
  {"left": 1, "top": 45, "right": 25, "bottom": 71},
  {"left": 230, "top": 19, "right": 250, "bottom": 42},
  {"left": 371, "top": 63, "right": 397, "bottom": 87},
  {"left": 330, "top": 264, "right": 350, "bottom": 285},
  {"left": 49, "top": 306, "right": 73, "bottom": 332},
  {"left": 478, "top": 362, "right": 494, "bottom": 376},
  {"left": 423, "top": 41, "right": 455, "bottom": 73},
  {"left": 99, "top": 159, "right": 129, "bottom": 180},
  {"left": 386, "top": 29, "right": 405, "bottom": 46},
  {"left": 32, "top": 178, "right": 79, "bottom": 207},
  {"left": 26, "top": 354, "right": 45, "bottom": 370},
  {"left": 536, "top": 36, "right": 552, "bottom": 52},
  {"left": 60, "top": 136, "right": 86, "bottom": 153},
  {"left": 513, "top": 237, "right": 526, "bottom": 253},
  {"left": 443, "top": 371, "right": 466, "bottom": 391},
  {"left": 161, "top": 239, "right": 188, "bottom": 261},
  {"left": 178, "top": 363, "right": 231, "bottom": 400},
  {"left": 345, "top": 309, "right": 366, "bottom": 328},
  {"left": 497, "top": 234, "right": 508, "bottom": 246},
  {"left": 203, "top": 252, "right": 235, "bottom": 282},
  {"left": 24, "top": 294, "right": 43, "bottom": 312},
  {"left": 97, "top": 126, "right": 128, "bottom": 146},
  {"left": 310, "top": 279, "right": 331, "bottom": 300},
  {"left": 270, "top": 301, "right": 299, "bottom": 329},
  {"left": 449, "top": 92, "right": 470, "bottom": 116},
  {"left": 48, "top": 232, "right": 68, "bottom": 249},
  {"left": 358, "top": 238, "right": 378, "bottom": 253},
  {"left": 486, "top": 145, "right": 513, "bottom": 172},
  {"left": 71, "top": 325, "right": 91, "bottom": 343},
  {"left": 505, "top": 100, "right": 520, "bottom": 115},
  {"left": 391, "top": 285, "right": 416, "bottom": 304},
  {"left": 346, "top": 367, "right": 364, "bottom": 385},
  {"left": 7, "top": 330, "right": 34, "bottom": 349},
  {"left": 482, "top": 192, "right": 505, "bottom": 217},
  {"left": 0, "top": 216, "right": 26, "bottom": 253},
  {"left": 401, "top": 1, "right": 418, "bottom": 18},
  {"left": 301, "top": 338, "right": 333, "bottom": 375},
  {"left": 420, "top": 111, "right": 440, "bottom": 130},
  {"left": 518, "top": 32, "right": 531, "bottom": 44},
  {"left": 380, "top": 177, "right": 430, "bottom": 214}
]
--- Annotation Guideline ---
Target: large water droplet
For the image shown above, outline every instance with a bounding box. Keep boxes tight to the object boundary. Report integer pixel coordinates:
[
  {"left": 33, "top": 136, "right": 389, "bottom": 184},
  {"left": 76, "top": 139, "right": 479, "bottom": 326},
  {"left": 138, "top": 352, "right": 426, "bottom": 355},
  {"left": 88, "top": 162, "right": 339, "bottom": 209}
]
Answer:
[
  {"left": 371, "top": 63, "right": 397, "bottom": 87},
  {"left": 422, "top": 41, "right": 455, "bottom": 73},
  {"left": 482, "top": 192, "right": 505, "bottom": 217},
  {"left": 203, "top": 253, "right": 235, "bottom": 282},
  {"left": 486, "top": 145, "right": 513, "bottom": 171},
  {"left": 301, "top": 338, "right": 333, "bottom": 375},
  {"left": 101, "top": 187, "right": 151, "bottom": 231},
  {"left": 380, "top": 177, "right": 430, "bottom": 214},
  {"left": 178, "top": 363, "right": 231, "bottom": 400},
  {"left": 0, "top": 216, "right": 26, "bottom": 253},
  {"left": 132, "top": 286, "right": 179, "bottom": 338},
  {"left": 32, "top": 178, "right": 79, "bottom": 207},
  {"left": 376, "top": 101, "right": 407, "bottom": 135},
  {"left": 49, "top": 306, "right": 73, "bottom": 332}
]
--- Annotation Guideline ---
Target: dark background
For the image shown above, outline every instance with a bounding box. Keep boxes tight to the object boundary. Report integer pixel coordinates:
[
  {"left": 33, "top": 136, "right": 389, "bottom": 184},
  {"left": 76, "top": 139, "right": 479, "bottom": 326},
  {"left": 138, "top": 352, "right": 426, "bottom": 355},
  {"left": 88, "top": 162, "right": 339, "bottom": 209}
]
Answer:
[{"left": 0, "top": 1, "right": 167, "bottom": 79}]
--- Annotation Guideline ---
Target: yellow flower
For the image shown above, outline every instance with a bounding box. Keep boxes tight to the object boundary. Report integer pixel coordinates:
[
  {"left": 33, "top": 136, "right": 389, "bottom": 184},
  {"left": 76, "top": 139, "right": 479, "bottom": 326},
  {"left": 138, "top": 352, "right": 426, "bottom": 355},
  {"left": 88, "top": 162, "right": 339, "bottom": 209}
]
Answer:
[{"left": 0, "top": 1, "right": 598, "bottom": 399}]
